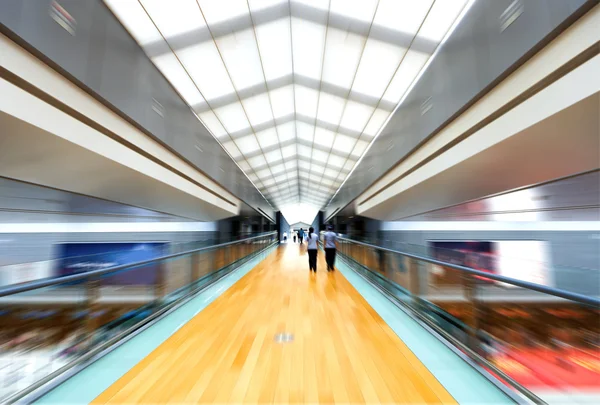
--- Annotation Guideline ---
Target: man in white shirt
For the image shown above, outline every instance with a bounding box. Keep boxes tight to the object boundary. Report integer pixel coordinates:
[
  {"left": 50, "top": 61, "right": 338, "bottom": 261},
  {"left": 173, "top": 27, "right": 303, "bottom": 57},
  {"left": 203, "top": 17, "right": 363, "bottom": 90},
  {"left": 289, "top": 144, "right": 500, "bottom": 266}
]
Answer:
[{"left": 323, "top": 225, "right": 338, "bottom": 271}]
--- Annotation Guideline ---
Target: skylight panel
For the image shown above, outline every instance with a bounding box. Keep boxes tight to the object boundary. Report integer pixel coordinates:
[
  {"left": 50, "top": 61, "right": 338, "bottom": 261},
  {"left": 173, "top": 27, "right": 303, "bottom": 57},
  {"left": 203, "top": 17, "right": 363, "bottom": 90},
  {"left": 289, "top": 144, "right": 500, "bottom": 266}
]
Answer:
[
  {"left": 382, "top": 49, "right": 430, "bottom": 104},
  {"left": 296, "top": 121, "right": 315, "bottom": 141},
  {"left": 332, "top": 134, "right": 355, "bottom": 154},
  {"left": 317, "top": 92, "right": 346, "bottom": 126},
  {"left": 197, "top": 0, "right": 248, "bottom": 26},
  {"left": 223, "top": 141, "right": 242, "bottom": 159},
  {"left": 363, "top": 108, "right": 390, "bottom": 137},
  {"left": 269, "top": 85, "right": 295, "bottom": 119},
  {"left": 321, "top": 28, "right": 367, "bottom": 90},
  {"left": 256, "top": 127, "right": 279, "bottom": 149},
  {"left": 277, "top": 122, "right": 296, "bottom": 143},
  {"left": 281, "top": 145, "right": 296, "bottom": 158},
  {"left": 310, "top": 162, "right": 326, "bottom": 173},
  {"left": 265, "top": 149, "right": 282, "bottom": 163},
  {"left": 271, "top": 163, "right": 285, "bottom": 174},
  {"left": 339, "top": 101, "right": 374, "bottom": 132},
  {"left": 198, "top": 111, "right": 228, "bottom": 139},
  {"left": 256, "top": 168, "right": 271, "bottom": 178},
  {"left": 253, "top": 18, "right": 293, "bottom": 82},
  {"left": 351, "top": 140, "right": 369, "bottom": 158},
  {"left": 247, "top": 0, "right": 287, "bottom": 13},
  {"left": 262, "top": 177, "right": 276, "bottom": 187},
  {"left": 105, "top": 0, "right": 162, "bottom": 46},
  {"left": 352, "top": 39, "right": 407, "bottom": 99},
  {"left": 419, "top": 0, "right": 469, "bottom": 42},
  {"left": 235, "top": 135, "right": 261, "bottom": 155},
  {"left": 291, "top": 18, "right": 327, "bottom": 81},
  {"left": 311, "top": 149, "right": 328, "bottom": 162},
  {"left": 106, "top": 0, "right": 470, "bottom": 212},
  {"left": 215, "top": 28, "right": 265, "bottom": 92},
  {"left": 327, "top": 154, "right": 345, "bottom": 168},
  {"left": 140, "top": 0, "right": 205, "bottom": 39},
  {"left": 238, "top": 160, "right": 251, "bottom": 171},
  {"left": 177, "top": 42, "right": 235, "bottom": 101},
  {"left": 292, "top": 0, "right": 329, "bottom": 12},
  {"left": 297, "top": 144, "right": 311, "bottom": 157},
  {"left": 313, "top": 127, "right": 335, "bottom": 149},
  {"left": 248, "top": 155, "right": 267, "bottom": 169},
  {"left": 242, "top": 93, "right": 274, "bottom": 127},
  {"left": 213, "top": 103, "right": 250, "bottom": 133},
  {"left": 330, "top": 0, "right": 378, "bottom": 23},
  {"left": 373, "top": 0, "right": 433, "bottom": 35},
  {"left": 295, "top": 86, "right": 319, "bottom": 118}
]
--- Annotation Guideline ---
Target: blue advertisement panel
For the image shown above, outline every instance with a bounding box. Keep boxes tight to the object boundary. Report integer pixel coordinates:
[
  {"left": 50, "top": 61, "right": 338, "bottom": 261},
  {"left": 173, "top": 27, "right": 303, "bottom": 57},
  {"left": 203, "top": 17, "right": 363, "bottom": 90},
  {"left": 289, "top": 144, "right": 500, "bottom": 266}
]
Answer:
[{"left": 54, "top": 243, "right": 166, "bottom": 285}]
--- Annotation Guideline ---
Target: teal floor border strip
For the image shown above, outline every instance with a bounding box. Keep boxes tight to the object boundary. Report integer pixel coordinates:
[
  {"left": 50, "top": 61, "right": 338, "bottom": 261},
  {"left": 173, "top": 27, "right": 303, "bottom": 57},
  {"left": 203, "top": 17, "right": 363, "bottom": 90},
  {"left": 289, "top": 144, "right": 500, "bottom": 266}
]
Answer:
[
  {"left": 34, "top": 247, "right": 276, "bottom": 404},
  {"left": 335, "top": 258, "right": 514, "bottom": 404}
]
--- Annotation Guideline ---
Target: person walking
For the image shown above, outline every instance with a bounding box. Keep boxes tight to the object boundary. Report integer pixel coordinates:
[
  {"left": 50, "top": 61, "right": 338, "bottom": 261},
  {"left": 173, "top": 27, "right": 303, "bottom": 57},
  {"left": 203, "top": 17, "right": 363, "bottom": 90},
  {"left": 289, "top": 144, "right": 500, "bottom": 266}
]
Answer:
[
  {"left": 323, "top": 224, "right": 338, "bottom": 271},
  {"left": 293, "top": 229, "right": 297, "bottom": 243},
  {"left": 283, "top": 231, "right": 287, "bottom": 243},
  {"left": 306, "top": 226, "right": 318, "bottom": 272},
  {"left": 298, "top": 228, "right": 304, "bottom": 244}
]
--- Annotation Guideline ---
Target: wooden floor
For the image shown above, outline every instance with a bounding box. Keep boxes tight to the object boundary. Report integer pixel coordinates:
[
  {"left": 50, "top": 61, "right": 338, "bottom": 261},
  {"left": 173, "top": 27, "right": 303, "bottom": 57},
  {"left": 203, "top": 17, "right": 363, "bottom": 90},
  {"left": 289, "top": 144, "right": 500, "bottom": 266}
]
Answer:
[{"left": 93, "top": 245, "right": 456, "bottom": 404}]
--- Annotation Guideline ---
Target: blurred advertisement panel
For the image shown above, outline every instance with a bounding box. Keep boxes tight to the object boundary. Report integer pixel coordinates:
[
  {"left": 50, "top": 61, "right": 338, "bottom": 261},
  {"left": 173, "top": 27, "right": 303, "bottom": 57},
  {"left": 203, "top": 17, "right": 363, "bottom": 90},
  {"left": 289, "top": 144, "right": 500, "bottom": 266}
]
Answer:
[
  {"left": 429, "top": 240, "right": 552, "bottom": 287},
  {"left": 54, "top": 243, "right": 166, "bottom": 285}
]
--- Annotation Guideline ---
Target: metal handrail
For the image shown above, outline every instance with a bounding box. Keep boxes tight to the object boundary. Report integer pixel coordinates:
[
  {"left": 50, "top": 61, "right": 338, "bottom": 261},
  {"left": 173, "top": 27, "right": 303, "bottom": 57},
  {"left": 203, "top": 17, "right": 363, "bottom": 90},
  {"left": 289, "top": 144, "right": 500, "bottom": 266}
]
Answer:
[
  {"left": 0, "top": 231, "right": 277, "bottom": 298},
  {"left": 336, "top": 236, "right": 600, "bottom": 308}
]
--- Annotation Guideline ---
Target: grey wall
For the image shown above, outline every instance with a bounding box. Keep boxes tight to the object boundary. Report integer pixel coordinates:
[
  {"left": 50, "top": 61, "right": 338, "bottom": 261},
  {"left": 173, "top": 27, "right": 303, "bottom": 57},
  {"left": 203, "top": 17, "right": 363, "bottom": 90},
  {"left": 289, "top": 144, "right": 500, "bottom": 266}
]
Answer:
[
  {"left": 326, "top": 0, "right": 592, "bottom": 219},
  {"left": 0, "top": 0, "right": 274, "bottom": 221}
]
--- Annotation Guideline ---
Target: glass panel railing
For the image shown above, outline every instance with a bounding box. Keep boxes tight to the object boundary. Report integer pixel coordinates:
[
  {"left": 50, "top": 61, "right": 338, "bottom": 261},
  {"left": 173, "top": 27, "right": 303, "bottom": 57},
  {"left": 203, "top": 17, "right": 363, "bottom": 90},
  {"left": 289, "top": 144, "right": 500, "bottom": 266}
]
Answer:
[
  {"left": 334, "top": 236, "right": 600, "bottom": 404},
  {"left": 0, "top": 232, "right": 275, "bottom": 290},
  {"left": 0, "top": 232, "right": 277, "bottom": 402}
]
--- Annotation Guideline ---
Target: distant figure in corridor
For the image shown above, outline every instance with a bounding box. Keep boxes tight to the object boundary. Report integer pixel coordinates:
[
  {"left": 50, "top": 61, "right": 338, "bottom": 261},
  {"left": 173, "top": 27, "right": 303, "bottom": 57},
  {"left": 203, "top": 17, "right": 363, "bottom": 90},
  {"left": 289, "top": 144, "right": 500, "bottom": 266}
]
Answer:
[
  {"left": 283, "top": 231, "right": 287, "bottom": 243},
  {"left": 323, "top": 224, "right": 338, "bottom": 271},
  {"left": 298, "top": 228, "right": 304, "bottom": 244},
  {"left": 293, "top": 229, "right": 297, "bottom": 243},
  {"left": 306, "top": 226, "right": 318, "bottom": 272}
]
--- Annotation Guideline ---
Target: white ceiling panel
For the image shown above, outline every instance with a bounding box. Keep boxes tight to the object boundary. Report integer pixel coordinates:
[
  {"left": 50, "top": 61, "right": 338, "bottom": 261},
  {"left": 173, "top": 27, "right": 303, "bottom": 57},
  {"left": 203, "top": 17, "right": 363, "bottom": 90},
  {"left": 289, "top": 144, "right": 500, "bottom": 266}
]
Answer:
[
  {"left": 256, "top": 127, "right": 279, "bottom": 149},
  {"left": 107, "top": 0, "right": 471, "bottom": 218}
]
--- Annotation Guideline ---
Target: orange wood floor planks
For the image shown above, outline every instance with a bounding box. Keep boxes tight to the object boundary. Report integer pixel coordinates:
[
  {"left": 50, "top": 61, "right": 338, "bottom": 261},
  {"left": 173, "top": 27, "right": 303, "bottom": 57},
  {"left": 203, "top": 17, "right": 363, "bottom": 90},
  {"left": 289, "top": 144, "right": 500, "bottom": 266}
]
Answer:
[{"left": 93, "top": 245, "right": 456, "bottom": 404}]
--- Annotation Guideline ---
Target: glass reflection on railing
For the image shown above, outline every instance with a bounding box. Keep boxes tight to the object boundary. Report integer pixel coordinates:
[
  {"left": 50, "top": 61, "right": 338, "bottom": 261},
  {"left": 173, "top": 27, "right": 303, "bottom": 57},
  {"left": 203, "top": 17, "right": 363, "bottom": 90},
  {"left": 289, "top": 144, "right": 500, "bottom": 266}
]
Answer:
[
  {"left": 0, "top": 233, "right": 276, "bottom": 402},
  {"left": 336, "top": 237, "right": 600, "bottom": 403}
]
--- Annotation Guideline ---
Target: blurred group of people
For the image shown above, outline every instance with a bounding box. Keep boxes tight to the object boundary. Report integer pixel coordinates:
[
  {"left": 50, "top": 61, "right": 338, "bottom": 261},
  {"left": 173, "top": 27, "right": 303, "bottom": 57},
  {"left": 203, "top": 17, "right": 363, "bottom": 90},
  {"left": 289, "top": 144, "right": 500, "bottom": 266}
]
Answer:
[{"left": 282, "top": 228, "right": 305, "bottom": 244}]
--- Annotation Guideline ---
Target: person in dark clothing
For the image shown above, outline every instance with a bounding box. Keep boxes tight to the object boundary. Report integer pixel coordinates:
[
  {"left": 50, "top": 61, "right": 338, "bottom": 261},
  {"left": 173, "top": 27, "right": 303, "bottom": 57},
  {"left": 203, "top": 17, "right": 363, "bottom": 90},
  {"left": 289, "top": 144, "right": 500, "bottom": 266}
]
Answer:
[
  {"left": 323, "top": 224, "right": 338, "bottom": 271},
  {"left": 306, "top": 227, "right": 318, "bottom": 272},
  {"left": 298, "top": 228, "right": 304, "bottom": 244}
]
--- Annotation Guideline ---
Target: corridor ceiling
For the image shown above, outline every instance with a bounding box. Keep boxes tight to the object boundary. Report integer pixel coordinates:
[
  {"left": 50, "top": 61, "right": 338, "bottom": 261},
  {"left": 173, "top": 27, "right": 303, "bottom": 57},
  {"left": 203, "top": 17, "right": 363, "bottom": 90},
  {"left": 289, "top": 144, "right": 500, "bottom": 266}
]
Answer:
[{"left": 106, "top": 0, "right": 471, "bottom": 215}]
